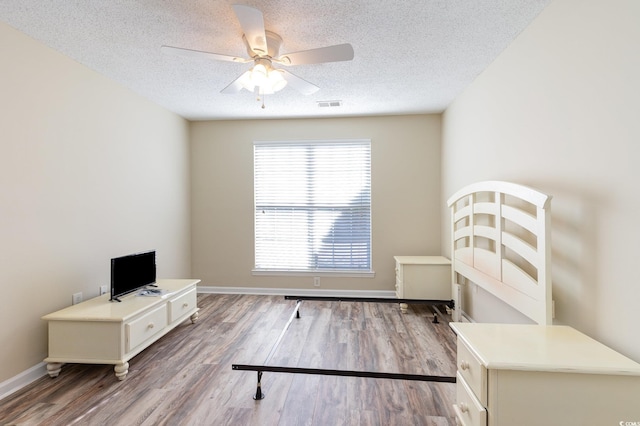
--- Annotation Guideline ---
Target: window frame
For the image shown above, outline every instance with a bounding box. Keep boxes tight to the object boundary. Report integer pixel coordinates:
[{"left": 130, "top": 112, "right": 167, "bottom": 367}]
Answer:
[{"left": 252, "top": 139, "right": 374, "bottom": 278}]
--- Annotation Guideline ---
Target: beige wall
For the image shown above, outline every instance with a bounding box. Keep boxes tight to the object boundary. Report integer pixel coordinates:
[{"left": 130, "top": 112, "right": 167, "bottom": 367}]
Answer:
[
  {"left": 0, "top": 22, "right": 191, "bottom": 382},
  {"left": 442, "top": 0, "right": 640, "bottom": 360},
  {"left": 191, "top": 115, "right": 442, "bottom": 292}
]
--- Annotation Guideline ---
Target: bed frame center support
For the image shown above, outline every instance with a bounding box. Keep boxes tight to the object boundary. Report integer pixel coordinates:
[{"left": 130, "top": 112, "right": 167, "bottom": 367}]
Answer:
[{"left": 254, "top": 371, "right": 264, "bottom": 400}]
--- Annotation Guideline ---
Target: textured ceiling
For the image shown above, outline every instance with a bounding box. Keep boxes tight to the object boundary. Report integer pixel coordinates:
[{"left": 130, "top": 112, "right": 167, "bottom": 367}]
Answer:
[{"left": 0, "top": 1, "right": 551, "bottom": 121}]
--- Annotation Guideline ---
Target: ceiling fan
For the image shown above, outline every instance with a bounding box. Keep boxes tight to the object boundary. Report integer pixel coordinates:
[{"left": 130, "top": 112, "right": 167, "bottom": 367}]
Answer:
[{"left": 161, "top": 4, "right": 354, "bottom": 105}]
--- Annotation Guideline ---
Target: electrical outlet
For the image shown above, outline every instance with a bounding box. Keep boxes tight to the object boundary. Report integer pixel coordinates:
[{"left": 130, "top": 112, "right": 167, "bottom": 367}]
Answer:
[
  {"left": 313, "top": 277, "right": 320, "bottom": 287},
  {"left": 72, "top": 292, "right": 83, "bottom": 305},
  {"left": 100, "top": 285, "right": 108, "bottom": 295}
]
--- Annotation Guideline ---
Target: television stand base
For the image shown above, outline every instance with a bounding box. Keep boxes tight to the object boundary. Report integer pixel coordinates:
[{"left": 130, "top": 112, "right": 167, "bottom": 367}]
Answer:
[{"left": 42, "top": 279, "right": 200, "bottom": 380}]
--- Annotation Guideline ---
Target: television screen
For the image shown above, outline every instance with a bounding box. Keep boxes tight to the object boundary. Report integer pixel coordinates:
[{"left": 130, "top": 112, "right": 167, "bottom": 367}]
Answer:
[{"left": 110, "top": 250, "right": 156, "bottom": 301}]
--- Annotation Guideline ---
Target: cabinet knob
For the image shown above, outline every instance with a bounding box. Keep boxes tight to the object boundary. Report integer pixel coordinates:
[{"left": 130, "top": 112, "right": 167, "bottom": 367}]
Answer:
[
  {"left": 459, "top": 402, "right": 469, "bottom": 413},
  {"left": 148, "top": 323, "right": 154, "bottom": 329},
  {"left": 183, "top": 302, "right": 189, "bottom": 308},
  {"left": 460, "top": 360, "right": 470, "bottom": 370}
]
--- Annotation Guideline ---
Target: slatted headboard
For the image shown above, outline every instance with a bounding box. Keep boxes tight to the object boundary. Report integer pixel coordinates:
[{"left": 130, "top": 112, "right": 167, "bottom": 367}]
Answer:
[{"left": 447, "top": 181, "right": 552, "bottom": 325}]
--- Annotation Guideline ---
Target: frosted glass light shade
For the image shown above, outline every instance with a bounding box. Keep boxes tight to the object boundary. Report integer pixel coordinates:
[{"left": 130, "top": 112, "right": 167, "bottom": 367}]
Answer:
[
  {"left": 250, "top": 64, "right": 268, "bottom": 86},
  {"left": 269, "top": 69, "right": 287, "bottom": 92},
  {"left": 240, "top": 64, "right": 288, "bottom": 94}
]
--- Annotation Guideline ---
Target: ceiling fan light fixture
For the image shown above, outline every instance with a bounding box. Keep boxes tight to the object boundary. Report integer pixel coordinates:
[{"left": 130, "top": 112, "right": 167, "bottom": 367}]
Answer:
[
  {"left": 268, "top": 69, "right": 287, "bottom": 92},
  {"left": 242, "top": 62, "right": 287, "bottom": 94},
  {"left": 237, "top": 71, "right": 255, "bottom": 92},
  {"left": 250, "top": 63, "right": 268, "bottom": 86}
]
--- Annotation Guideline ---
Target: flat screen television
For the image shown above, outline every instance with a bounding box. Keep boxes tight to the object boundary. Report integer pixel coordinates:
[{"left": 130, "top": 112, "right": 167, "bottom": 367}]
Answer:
[{"left": 110, "top": 250, "right": 156, "bottom": 302}]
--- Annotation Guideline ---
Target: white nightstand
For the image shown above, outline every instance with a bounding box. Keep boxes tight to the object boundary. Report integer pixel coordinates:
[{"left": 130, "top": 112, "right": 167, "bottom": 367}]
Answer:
[{"left": 394, "top": 255, "right": 451, "bottom": 312}]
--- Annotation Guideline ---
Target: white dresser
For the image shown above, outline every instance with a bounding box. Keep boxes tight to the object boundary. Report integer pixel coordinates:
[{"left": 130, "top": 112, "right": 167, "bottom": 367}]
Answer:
[
  {"left": 450, "top": 322, "right": 640, "bottom": 426},
  {"left": 394, "top": 256, "right": 451, "bottom": 312},
  {"left": 42, "top": 279, "right": 200, "bottom": 380}
]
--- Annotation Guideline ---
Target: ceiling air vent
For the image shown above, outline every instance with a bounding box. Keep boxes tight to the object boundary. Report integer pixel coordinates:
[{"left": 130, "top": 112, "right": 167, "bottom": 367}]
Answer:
[{"left": 317, "top": 100, "right": 342, "bottom": 108}]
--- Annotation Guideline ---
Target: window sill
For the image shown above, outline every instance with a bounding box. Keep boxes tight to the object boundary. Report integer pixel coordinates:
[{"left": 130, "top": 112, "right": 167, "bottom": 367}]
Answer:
[{"left": 252, "top": 269, "right": 375, "bottom": 278}]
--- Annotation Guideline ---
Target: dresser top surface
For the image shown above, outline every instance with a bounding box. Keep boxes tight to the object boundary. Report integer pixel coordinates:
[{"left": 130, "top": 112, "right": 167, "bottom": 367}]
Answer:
[
  {"left": 42, "top": 279, "right": 199, "bottom": 322},
  {"left": 450, "top": 322, "right": 640, "bottom": 375}
]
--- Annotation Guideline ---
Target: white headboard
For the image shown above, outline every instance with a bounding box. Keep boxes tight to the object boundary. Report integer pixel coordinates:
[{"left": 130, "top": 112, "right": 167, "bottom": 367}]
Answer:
[{"left": 447, "top": 181, "right": 552, "bottom": 325}]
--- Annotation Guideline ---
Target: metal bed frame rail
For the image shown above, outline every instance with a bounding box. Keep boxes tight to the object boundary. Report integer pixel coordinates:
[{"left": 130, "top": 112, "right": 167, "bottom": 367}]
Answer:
[{"left": 231, "top": 296, "right": 457, "bottom": 400}]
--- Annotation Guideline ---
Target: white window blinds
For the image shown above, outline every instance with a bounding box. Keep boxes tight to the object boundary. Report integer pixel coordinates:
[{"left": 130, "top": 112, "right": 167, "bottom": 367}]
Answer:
[{"left": 254, "top": 139, "right": 371, "bottom": 273}]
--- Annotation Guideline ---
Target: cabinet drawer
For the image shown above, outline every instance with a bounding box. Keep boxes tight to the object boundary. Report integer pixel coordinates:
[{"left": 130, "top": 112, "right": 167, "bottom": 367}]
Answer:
[
  {"left": 457, "top": 337, "right": 487, "bottom": 405},
  {"left": 454, "top": 372, "right": 487, "bottom": 426},
  {"left": 126, "top": 304, "right": 167, "bottom": 352},
  {"left": 169, "top": 288, "right": 197, "bottom": 323}
]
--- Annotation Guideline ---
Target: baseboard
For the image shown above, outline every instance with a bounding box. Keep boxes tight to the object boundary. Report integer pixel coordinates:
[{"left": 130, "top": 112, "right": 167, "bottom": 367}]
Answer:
[
  {"left": 197, "top": 286, "right": 396, "bottom": 299},
  {"left": 460, "top": 310, "right": 475, "bottom": 323},
  {"left": 0, "top": 362, "right": 47, "bottom": 401}
]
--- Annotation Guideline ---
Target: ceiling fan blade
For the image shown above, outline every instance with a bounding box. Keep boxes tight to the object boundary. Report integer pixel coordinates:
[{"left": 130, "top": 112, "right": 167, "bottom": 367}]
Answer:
[
  {"left": 161, "top": 45, "right": 248, "bottom": 63},
  {"left": 232, "top": 4, "right": 268, "bottom": 56},
  {"left": 281, "top": 70, "right": 320, "bottom": 95},
  {"left": 221, "top": 71, "right": 251, "bottom": 94},
  {"left": 277, "top": 44, "right": 354, "bottom": 66}
]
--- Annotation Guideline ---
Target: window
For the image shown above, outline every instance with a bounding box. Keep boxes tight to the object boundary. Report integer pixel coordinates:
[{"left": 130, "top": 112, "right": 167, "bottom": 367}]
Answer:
[{"left": 254, "top": 139, "right": 372, "bottom": 275}]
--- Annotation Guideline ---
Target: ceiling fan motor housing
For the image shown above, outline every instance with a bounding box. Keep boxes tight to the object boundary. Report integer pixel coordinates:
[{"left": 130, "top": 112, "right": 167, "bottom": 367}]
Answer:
[{"left": 243, "top": 30, "right": 283, "bottom": 59}]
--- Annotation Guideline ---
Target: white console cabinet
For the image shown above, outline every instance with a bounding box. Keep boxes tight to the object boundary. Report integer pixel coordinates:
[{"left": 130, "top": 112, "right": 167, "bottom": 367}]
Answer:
[
  {"left": 42, "top": 279, "right": 200, "bottom": 380},
  {"left": 394, "top": 256, "right": 451, "bottom": 312},
  {"left": 450, "top": 323, "right": 640, "bottom": 426}
]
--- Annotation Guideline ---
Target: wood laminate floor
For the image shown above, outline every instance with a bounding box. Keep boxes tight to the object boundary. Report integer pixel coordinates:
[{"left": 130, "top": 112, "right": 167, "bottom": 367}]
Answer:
[{"left": 0, "top": 294, "right": 458, "bottom": 426}]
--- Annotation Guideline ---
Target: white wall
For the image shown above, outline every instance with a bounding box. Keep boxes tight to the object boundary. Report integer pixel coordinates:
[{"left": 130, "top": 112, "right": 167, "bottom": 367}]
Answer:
[
  {"left": 190, "top": 115, "right": 442, "bottom": 292},
  {"left": 442, "top": 0, "right": 640, "bottom": 360},
  {"left": 0, "top": 22, "right": 191, "bottom": 382}
]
